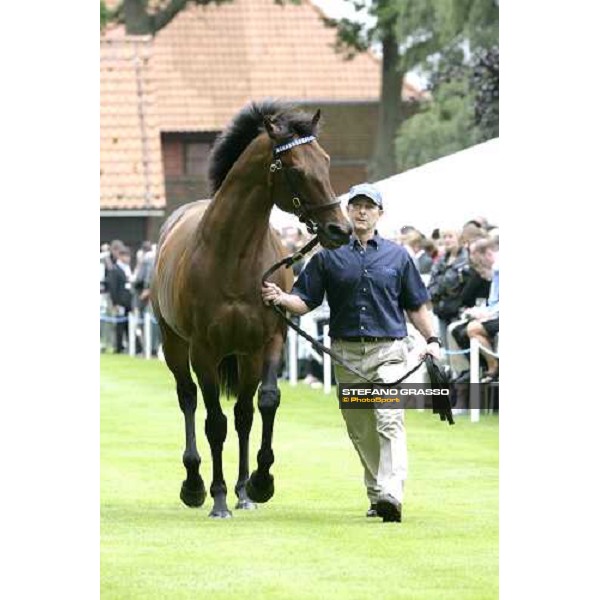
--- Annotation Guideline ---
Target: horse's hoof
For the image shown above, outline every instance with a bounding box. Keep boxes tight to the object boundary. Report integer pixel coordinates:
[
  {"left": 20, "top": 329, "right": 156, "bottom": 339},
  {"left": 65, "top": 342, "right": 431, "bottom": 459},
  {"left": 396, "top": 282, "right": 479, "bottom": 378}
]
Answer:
[
  {"left": 245, "top": 471, "right": 274, "bottom": 503},
  {"left": 235, "top": 499, "right": 257, "bottom": 510},
  {"left": 209, "top": 508, "right": 232, "bottom": 519},
  {"left": 180, "top": 480, "right": 206, "bottom": 508}
]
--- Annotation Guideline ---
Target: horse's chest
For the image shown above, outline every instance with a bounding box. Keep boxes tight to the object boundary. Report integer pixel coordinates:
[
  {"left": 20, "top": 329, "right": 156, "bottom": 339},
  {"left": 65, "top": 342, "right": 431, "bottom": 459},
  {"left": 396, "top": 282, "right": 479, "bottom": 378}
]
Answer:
[{"left": 201, "top": 300, "right": 274, "bottom": 354}]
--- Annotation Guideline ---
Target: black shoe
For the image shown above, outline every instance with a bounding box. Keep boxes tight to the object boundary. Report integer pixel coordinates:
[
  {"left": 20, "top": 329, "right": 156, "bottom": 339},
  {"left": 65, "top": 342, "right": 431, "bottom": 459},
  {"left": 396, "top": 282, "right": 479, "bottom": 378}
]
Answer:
[
  {"left": 376, "top": 494, "right": 402, "bottom": 522},
  {"left": 366, "top": 504, "right": 378, "bottom": 517}
]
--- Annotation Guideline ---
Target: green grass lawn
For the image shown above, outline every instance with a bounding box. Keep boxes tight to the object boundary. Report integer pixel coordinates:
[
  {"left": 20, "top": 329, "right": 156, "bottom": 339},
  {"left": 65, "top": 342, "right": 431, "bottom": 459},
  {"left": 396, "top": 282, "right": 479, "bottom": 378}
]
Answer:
[{"left": 101, "top": 354, "right": 498, "bottom": 600}]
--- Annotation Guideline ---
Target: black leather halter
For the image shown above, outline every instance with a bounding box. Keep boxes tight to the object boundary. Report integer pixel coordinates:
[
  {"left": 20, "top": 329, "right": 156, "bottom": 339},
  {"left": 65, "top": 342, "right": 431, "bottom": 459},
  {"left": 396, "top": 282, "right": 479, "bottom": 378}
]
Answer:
[{"left": 270, "top": 135, "right": 341, "bottom": 234}]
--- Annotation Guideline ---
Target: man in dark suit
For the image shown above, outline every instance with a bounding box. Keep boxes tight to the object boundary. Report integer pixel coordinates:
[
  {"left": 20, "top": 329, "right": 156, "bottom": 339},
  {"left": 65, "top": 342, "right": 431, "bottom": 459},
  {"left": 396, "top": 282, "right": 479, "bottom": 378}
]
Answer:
[{"left": 107, "top": 246, "right": 133, "bottom": 353}]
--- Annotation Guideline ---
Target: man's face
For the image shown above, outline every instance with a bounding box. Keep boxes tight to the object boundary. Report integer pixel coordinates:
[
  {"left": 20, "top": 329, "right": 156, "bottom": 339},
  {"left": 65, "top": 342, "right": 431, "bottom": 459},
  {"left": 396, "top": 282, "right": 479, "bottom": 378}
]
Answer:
[
  {"left": 347, "top": 197, "right": 382, "bottom": 235},
  {"left": 482, "top": 248, "right": 495, "bottom": 269},
  {"left": 469, "top": 245, "right": 494, "bottom": 270}
]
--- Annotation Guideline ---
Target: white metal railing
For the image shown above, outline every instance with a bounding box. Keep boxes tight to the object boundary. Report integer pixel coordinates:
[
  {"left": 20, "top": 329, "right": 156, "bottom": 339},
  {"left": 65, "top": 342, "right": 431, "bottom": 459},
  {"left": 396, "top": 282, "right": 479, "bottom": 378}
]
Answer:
[{"left": 101, "top": 312, "right": 498, "bottom": 422}]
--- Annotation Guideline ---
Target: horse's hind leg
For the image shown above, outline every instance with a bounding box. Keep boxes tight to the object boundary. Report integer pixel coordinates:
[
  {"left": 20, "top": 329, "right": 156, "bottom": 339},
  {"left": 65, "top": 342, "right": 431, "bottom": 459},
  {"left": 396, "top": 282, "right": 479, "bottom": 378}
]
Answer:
[
  {"left": 190, "top": 353, "right": 231, "bottom": 518},
  {"left": 159, "top": 319, "right": 206, "bottom": 508},
  {"left": 234, "top": 354, "right": 261, "bottom": 510},
  {"left": 246, "top": 335, "right": 283, "bottom": 504}
]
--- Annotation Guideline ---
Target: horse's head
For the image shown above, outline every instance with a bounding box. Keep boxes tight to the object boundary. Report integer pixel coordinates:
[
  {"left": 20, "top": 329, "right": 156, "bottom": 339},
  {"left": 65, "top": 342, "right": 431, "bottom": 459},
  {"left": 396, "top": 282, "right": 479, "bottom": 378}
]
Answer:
[{"left": 264, "top": 110, "right": 352, "bottom": 249}]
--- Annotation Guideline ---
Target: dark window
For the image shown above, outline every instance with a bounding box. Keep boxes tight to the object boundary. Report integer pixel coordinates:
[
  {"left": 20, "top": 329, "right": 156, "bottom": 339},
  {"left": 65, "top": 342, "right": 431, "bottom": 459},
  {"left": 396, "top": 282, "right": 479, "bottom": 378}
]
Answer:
[{"left": 184, "top": 142, "right": 211, "bottom": 176}]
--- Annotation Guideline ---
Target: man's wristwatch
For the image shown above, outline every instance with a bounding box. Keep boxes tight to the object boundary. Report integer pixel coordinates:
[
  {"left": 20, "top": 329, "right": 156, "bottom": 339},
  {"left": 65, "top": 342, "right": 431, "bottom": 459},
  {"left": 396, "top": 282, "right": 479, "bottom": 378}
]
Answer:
[{"left": 426, "top": 336, "right": 441, "bottom": 346}]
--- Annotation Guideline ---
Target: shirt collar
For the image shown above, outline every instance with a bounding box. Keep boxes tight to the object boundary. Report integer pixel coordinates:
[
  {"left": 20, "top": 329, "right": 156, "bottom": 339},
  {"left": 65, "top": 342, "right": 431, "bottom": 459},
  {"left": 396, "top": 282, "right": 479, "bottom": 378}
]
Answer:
[{"left": 351, "top": 231, "right": 381, "bottom": 250}]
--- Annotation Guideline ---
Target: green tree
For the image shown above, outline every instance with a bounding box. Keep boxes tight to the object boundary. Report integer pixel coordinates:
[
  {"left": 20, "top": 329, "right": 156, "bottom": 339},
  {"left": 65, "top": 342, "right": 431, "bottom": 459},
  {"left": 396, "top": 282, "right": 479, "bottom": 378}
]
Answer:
[
  {"left": 396, "top": 77, "right": 478, "bottom": 170},
  {"left": 395, "top": 0, "right": 498, "bottom": 172},
  {"left": 323, "top": 1, "right": 450, "bottom": 180},
  {"left": 100, "top": 0, "right": 232, "bottom": 35},
  {"left": 100, "top": 0, "right": 303, "bottom": 35}
]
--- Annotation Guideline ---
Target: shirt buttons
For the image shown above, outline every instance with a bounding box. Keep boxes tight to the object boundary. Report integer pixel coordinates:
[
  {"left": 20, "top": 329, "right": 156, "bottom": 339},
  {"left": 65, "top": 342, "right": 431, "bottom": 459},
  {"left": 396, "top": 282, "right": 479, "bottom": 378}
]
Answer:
[
  {"left": 364, "top": 269, "right": 368, "bottom": 274},
  {"left": 362, "top": 288, "right": 367, "bottom": 292},
  {"left": 361, "top": 307, "right": 366, "bottom": 311},
  {"left": 360, "top": 325, "right": 365, "bottom": 330}
]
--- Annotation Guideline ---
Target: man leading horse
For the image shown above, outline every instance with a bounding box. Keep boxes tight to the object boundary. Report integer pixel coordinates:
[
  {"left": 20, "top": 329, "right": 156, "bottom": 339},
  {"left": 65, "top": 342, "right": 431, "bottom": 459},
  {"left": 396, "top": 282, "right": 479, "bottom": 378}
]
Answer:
[{"left": 262, "top": 183, "right": 441, "bottom": 523}]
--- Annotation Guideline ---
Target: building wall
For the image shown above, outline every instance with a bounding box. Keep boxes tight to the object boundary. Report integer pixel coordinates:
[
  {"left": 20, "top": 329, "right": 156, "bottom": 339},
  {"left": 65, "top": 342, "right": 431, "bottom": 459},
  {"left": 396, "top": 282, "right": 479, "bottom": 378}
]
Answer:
[{"left": 161, "top": 132, "right": 217, "bottom": 216}]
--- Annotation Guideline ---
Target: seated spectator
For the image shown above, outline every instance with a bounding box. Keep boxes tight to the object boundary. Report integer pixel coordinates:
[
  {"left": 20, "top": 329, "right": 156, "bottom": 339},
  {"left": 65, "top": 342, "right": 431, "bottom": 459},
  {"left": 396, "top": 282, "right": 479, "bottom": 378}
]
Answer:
[
  {"left": 461, "top": 222, "right": 487, "bottom": 247},
  {"left": 445, "top": 235, "right": 494, "bottom": 409},
  {"left": 427, "top": 229, "right": 470, "bottom": 346},
  {"left": 464, "top": 237, "right": 499, "bottom": 382}
]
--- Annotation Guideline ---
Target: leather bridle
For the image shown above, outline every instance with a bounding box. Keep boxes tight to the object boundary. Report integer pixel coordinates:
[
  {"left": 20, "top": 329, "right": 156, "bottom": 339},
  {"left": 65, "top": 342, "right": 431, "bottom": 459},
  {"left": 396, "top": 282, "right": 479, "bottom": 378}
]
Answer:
[{"left": 270, "top": 135, "right": 340, "bottom": 234}]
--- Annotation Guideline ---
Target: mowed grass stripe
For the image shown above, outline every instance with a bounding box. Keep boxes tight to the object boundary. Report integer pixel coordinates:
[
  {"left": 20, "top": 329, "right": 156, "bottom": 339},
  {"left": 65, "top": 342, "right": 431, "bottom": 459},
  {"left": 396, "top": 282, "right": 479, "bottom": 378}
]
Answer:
[{"left": 101, "top": 355, "right": 498, "bottom": 600}]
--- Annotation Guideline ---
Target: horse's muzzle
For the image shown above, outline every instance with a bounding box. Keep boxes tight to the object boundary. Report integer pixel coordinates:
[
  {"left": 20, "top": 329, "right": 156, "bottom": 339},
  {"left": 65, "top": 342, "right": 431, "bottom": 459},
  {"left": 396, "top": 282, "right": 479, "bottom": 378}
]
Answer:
[{"left": 320, "top": 222, "right": 352, "bottom": 248}]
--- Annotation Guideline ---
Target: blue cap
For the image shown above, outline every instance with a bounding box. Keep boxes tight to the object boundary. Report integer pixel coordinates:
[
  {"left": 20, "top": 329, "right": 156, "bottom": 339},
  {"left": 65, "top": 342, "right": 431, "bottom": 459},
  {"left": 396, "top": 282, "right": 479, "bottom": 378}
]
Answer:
[{"left": 348, "top": 183, "right": 383, "bottom": 209}]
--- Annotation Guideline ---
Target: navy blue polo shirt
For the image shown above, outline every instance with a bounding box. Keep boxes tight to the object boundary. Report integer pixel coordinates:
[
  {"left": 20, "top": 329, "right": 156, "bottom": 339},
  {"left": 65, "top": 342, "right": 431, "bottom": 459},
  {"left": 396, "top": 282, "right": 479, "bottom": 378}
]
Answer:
[{"left": 292, "top": 233, "right": 430, "bottom": 339}]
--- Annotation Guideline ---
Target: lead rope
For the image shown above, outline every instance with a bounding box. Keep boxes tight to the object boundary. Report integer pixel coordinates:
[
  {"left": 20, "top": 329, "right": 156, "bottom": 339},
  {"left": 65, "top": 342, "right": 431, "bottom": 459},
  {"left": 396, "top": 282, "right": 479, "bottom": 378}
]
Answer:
[{"left": 261, "top": 237, "right": 425, "bottom": 386}]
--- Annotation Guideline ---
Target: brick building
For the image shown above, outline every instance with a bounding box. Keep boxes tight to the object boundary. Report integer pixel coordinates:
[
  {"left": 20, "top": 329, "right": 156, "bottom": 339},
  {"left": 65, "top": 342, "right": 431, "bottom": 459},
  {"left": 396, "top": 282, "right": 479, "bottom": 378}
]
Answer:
[{"left": 100, "top": 0, "right": 425, "bottom": 249}]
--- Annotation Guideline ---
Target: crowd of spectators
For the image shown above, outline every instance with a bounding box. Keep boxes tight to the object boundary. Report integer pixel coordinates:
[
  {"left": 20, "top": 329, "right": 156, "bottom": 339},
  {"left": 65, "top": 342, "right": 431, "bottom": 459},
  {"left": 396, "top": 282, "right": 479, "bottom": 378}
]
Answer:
[
  {"left": 100, "top": 239, "right": 159, "bottom": 355},
  {"left": 277, "top": 217, "right": 500, "bottom": 391},
  {"left": 100, "top": 217, "right": 499, "bottom": 400}
]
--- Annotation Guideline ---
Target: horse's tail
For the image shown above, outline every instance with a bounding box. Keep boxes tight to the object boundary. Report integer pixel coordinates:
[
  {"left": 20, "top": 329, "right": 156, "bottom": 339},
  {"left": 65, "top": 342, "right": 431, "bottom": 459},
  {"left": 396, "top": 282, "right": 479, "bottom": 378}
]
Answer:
[{"left": 218, "top": 355, "right": 239, "bottom": 399}]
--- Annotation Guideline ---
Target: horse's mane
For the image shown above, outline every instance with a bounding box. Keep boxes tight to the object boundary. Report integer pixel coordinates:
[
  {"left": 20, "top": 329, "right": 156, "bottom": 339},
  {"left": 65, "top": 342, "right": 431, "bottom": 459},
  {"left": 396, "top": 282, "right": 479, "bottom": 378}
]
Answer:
[{"left": 208, "top": 100, "right": 319, "bottom": 194}]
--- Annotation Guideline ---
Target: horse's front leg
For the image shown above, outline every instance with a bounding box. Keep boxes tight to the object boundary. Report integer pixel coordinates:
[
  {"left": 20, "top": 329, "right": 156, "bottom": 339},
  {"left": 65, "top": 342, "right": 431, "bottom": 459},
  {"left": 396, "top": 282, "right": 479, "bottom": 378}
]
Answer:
[
  {"left": 191, "top": 352, "right": 231, "bottom": 519},
  {"left": 246, "top": 336, "right": 283, "bottom": 504},
  {"left": 234, "top": 355, "right": 261, "bottom": 510}
]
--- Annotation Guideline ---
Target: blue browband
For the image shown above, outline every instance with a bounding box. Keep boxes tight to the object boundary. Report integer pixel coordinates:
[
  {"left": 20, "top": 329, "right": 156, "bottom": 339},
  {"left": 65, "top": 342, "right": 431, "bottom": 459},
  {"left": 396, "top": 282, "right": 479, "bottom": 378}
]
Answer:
[{"left": 273, "top": 135, "right": 316, "bottom": 155}]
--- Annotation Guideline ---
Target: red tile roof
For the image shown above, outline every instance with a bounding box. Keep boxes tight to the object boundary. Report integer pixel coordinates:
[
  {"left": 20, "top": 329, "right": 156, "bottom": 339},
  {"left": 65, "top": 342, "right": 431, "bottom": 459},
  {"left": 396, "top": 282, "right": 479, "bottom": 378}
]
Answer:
[{"left": 100, "top": 35, "right": 166, "bottom": 210}]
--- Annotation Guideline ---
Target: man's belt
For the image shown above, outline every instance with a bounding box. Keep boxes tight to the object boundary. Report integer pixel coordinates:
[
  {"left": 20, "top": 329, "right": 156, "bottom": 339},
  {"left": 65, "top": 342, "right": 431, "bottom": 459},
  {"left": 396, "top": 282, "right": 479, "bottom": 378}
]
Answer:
[{"left": 336, "top": 336, "right": 402, "bottom": 343}]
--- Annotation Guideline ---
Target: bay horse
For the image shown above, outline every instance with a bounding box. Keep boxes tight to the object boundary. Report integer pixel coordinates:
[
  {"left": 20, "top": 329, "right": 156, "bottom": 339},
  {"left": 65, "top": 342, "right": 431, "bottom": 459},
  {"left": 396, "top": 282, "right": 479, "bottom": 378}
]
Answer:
[{"left": 151, "top": 100, "right": 352, "bottom": 518}]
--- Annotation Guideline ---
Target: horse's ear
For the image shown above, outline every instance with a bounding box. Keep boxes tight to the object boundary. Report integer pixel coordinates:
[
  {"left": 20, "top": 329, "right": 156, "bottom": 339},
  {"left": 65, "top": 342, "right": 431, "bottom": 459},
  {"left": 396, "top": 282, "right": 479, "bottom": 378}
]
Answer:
[
  {"left": 311, "top": 109, "right": 321, "bottom": 130},
  {"left": 263, "top": 116, "right": 280, "bottom": 140}
]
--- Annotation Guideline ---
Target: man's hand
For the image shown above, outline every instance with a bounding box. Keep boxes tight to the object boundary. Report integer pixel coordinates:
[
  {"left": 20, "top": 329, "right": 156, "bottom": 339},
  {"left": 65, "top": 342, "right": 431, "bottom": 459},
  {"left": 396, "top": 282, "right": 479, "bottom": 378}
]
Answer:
[
  {"left": 464, "top": 307, "right": 488, "bottom": 321},
  {"left": 421, "top": 342, "right": 441, "bottom": 361},
  {"left": 262, "top": 282, "right": 285, "bottom": 306}
]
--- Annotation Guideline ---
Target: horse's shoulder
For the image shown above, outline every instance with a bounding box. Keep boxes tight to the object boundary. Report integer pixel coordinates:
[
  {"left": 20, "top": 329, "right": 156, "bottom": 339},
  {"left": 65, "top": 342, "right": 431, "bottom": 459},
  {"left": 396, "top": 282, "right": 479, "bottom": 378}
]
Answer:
[{"left": 159, "top": 200, "right": 211, "bottom": 248}]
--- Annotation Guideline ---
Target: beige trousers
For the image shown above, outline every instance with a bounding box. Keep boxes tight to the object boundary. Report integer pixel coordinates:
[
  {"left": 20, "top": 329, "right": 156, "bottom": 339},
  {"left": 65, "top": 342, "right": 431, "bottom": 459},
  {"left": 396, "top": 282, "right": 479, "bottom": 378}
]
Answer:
[{"left": 332, "top": 337, "right": 426, "bottom": 504}]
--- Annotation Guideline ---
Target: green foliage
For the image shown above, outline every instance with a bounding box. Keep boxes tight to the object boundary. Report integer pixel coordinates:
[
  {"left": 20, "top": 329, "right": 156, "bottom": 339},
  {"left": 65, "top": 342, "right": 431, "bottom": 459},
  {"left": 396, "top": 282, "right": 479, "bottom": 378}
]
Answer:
[
  {"left": 100, "top": 0, "right": 234, "bottom": 35},
  {"left": 395, "top": 0, "right": 498, "bottom": 170},
  {"left": 450, "top": 0, "right": 498, "bottom": 49},
  {"left": 322, "top": 0, "right": 450, "bottom": 68},
  {"left": 100, "top": 1, "right": 111, "bottom": 31},
  {"left": 396, "top": 77, "right": 479, "bottom": 171},
  {"left": 472, "top": 45, "right": 499, "bottom": 141}
]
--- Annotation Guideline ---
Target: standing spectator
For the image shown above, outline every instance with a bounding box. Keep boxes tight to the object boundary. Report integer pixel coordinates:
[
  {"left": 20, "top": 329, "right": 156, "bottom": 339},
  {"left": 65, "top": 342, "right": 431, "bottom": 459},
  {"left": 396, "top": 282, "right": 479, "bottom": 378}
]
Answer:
[
  {"left": 105, "top": 240, "right": 124, "bottom": 272},
  {"left": 281, "top": 226, "right": 307, "bottom": 276},
  {"left": 100, "top": 245, "right": 111, "bottom": 352},
  {"left": 404, "top": 230, "right": 434, "bottom": 276},
  {"left": 136, "top": 243, "right": 160, "bottom": 356},
  {"left": 427, "top": 229, "right": 469, "bottom": 346},
  {"left": 133, "top": 241, "right": 153, "bottom": 311},
  {"left": 107, "top": 246, "right": 134, "bottom": 354},
  {"left": 422, "top": 238, "right": 439, "bottom": 264}
]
